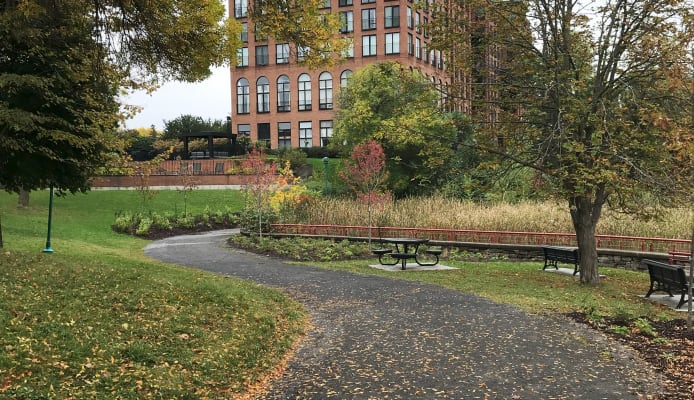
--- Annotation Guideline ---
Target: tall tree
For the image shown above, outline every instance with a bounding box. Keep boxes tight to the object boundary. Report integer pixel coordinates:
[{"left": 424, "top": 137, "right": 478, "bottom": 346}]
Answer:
[
  {"left": 0, "top": 0, "right": 334, "bottom": 246},
  {"left": 432, "top": 0, "right": 694, "bottom": 284},
  {"left": 0, "top": 0, "right": 120, "bottom": 194},
  {"left": 332, "top": 62, "right": 458, "bottom": 196},
  {"left": 162, "top": 115, "right": 227, "bottom": 140}
]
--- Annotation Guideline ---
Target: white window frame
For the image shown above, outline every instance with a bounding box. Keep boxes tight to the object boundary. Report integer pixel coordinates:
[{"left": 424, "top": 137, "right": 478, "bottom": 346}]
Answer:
[
  {"left": 299, "top": 121, "right": 313, "bottom": 148},
  {"left": 256, "top": 77, "right": 270, "bottom": 113},
  {"left": 385, "top": 32, "right": 400, "bottom": 55},
  {"left": 319, "top": 72, "right": 333, "bottom": 110},
  {"left": 362, "top": 35, "right": 377, "bottom": 56}
]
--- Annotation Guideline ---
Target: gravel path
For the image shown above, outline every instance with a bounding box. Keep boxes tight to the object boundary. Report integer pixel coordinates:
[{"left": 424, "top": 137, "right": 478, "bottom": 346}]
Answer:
[{"left": 144, "top": 230, "right": 663, "bottom": 399}]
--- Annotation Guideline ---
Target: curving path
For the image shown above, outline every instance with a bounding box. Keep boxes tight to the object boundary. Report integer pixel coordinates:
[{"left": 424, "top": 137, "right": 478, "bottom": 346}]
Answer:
[{"left": 145, "top": 230, "right": 662, "bottom": 399}]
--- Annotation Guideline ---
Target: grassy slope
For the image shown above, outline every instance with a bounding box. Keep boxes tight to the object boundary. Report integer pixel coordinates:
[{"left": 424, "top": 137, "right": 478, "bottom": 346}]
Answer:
[{"left": 0, "top": 190, "right": 307, "bottom": 399}]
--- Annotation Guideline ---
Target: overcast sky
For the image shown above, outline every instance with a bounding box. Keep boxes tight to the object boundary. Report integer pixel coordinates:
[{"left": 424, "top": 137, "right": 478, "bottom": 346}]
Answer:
[{"left": 121, "top": 66, "right": 232, "bottom": 131}]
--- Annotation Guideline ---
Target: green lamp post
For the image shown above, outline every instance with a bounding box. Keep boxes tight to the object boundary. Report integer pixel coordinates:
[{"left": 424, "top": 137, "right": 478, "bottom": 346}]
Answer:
[
  {"left": 43, "top": 186, "right": 54, "bottom": 253},
  {"left": 322, "top": 156, "right": 329, "bottom": 195}
]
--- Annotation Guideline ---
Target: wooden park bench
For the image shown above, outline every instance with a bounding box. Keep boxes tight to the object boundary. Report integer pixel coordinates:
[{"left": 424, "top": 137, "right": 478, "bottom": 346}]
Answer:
[
  {"left": 542, "top": 246, "right": 580, "bottom": 275},
  {"left": 643, "top": 259, "right": 691, "bottom": 309}
]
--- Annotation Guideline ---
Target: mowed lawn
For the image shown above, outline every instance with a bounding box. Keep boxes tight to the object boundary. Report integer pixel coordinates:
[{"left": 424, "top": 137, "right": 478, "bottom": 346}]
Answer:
[{"left": 0, "top": 190, "right": 307, "bottom": 399}]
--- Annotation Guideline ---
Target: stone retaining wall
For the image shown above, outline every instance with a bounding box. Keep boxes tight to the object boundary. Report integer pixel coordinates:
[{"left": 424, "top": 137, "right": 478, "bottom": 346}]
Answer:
[{"left": 269, "top": 233, "right": 674, "bottom": 270}]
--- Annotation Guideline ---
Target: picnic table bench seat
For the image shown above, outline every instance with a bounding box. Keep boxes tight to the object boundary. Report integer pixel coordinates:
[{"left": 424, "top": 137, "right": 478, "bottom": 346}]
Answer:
[
  {"left": 417, "top": 248, "right": 442, "bottom": 266},
  {"left": 372, "top": 248, "right": 396, "bottom": 265}
]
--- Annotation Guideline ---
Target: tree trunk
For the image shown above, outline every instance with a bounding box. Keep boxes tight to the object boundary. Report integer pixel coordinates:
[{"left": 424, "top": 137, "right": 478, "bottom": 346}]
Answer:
[
  {"left": 0, "top": 214, "right": 3, "bottom": 248},
  {"left": 18, "top": 188, "right": 29, "bottom": 207},
  {"left": 570, "top": 196, "right": 603, "bottom": 285}
]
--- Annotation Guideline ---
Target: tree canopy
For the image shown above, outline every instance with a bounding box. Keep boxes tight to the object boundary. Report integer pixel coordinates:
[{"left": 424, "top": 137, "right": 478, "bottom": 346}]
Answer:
[
  {"left": 332, "top": 62, "right": 458, "bottom": 196},
  {"left": 431, "top": 0, "right": 694, "bottom": 284},
  {"left": 0, "top": 1, "right": 120, "bottom": 193},
  {"left": 162, "top": 115, "right": 228, "bottom": 140}
]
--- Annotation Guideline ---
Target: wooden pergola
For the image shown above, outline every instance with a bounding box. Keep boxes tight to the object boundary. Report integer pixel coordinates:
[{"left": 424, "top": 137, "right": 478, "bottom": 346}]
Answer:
[{"left": 181, "top": 131, "right": 236, "bottom": 159}]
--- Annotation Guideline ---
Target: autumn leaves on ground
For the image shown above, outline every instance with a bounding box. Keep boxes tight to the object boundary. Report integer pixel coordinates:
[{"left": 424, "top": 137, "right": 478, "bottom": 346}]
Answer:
[{"left": 1, "top": 190, "right": 693, "bottom": 398}]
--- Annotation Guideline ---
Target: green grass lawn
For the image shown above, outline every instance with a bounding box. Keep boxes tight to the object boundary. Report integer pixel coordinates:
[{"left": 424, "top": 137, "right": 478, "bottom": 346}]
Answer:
[
  {"left": 299, "top": 259, "right": 672, "bottom": 321},
  {"left": 0, "top": 189, "right": 307, "bottom": 399}
]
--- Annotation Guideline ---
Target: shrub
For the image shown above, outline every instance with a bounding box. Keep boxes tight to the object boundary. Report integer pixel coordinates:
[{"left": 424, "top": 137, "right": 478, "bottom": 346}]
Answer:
[
  {"left": 238, "top": 207, "right": 278, "bottom": 234},
  {"left": 113, "top": 211, "right": 138, "bottom": 234},
  {"left": 135, "top": 217, "right": 153, "bottom": 236},
  {"left": 277, "top": 148, "right": 308, "bottom": 170},
  {"left": 151, "top": 212, "right": 173, "bottom": 230}
]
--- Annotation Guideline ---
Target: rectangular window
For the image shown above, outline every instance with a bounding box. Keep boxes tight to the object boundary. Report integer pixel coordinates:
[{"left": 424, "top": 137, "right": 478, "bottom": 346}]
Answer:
[
  {"left": 415, "top": 37, "right": 421, "bottom": 59},
  {"left": 407, "top": 7, "right": 412, "bottom": 29},
  {"left": 321, "top": 0, "right": 331, "bottom": 8},
  {"left": 299, "top": 121, "right": 312, "bottom": 148},
  {"left": 340, "top": 11, "right": 354, "bottom": 33},
  {"left": 415, "top": 12, "right": 421, "bottom": 33},
  {"left": 257, "top": 123, "right": 271, "bottom": 146},
  {"left": 320, "top": 120, "right": 333, "bottom": 147},
  {"left": 338, "top": 0, "right": 352, "bottom": 6},
  {"left": 407, "top": 33, "right": 413, "bottom": 55},
  {"left": 254, "top": 24, "right": 268, "bottom": 41},
  {"left": 240, "top": 22, "right": 248, "bottom": 42},
  {"left": 342, "top": 39, "right": 354, "bottom": 58},
  {"left": 255, "top": 45, "right": 268, "bottom": 65},
  {"left": 423, "top": 17, "right": 429, "bottom": 37},
  {"left": 385, "top": 32, "right": 399, "bottom": 54},
  {"left": 362, "top": 35, "right": 376, "bottom": 56},
  {"left": 236, "top": 47, "right": 248, "bottom": 67},
  {"left": 361, "top": 8, "right": 376, "bottom": 30},
  {"left": 278, "top": 122, "right": 292, "bottom": 149},
  {"left": 238, "top": 124, "right": 250, "bottom": 137},
  {"left": 361, "top": 0, "right": 375, "bottom": 3},
  {"left": 276, "top": 43, "right": 289, "bottom": 64},
  {"left": 297, "top": 46, "right": 308, "bottom": 62},
  {"left": 234, "top": 0, "right": 247, "bottom": 18},
  {"left": 384, "top": 6, "right": 400, "bottom": 28}
]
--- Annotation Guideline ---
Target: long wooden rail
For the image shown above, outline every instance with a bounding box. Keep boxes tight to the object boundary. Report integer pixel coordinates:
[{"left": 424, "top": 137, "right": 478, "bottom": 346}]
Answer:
[{"left": 270, "top": 224, "right": 691, "bottom": 254}]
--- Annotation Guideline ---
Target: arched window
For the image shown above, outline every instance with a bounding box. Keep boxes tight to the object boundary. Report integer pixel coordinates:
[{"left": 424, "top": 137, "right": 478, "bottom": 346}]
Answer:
[
  {"left": 256, "top": 77, "right": 270, "bottom": 113},
  {"left": 340, "top": 70, "right": 352, "bottom": 87},
  {"left": 298, "top": 73, "right": 312, "bottom": 111},
  {"left": 319, "top": 72, "right": 333, "bottom": 110},
  {"left": 236, "top": 78, "right": 250, "bottom": 114},
  {"left": 277, "top": 75, "right": 290, "bottom": 112}
]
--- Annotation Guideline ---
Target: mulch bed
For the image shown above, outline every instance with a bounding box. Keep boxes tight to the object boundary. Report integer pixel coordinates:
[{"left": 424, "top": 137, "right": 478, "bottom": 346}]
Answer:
[{"left": 567, "top": 312, "right": 694, "bottom": 399}]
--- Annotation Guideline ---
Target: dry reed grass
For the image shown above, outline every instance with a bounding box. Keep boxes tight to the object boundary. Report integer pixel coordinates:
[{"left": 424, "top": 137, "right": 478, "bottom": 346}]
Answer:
[{"left": 299, "top": 196, "right": 694, "bottom": 239}]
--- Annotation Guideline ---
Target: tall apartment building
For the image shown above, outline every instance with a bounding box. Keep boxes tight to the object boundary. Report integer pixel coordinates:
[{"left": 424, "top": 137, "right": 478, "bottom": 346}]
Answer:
[{"left": 230, "top": 0, "right": 449, "bottom": 149}]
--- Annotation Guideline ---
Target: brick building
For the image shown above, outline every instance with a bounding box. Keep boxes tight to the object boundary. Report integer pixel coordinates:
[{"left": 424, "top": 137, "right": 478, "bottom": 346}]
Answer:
[{"left": 230, "top": 0, "right": 451, "bottom": 149}]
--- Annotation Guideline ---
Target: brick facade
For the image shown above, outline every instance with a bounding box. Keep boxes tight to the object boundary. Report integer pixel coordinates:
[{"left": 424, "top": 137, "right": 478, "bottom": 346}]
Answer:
[{"left": 230, "top": 0, "right": 449, "bottom": 149}]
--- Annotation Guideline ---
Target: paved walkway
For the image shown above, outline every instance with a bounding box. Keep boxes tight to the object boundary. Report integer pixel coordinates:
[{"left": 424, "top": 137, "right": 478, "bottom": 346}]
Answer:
[{"left": 144, "top": 230, "right": 662, "bottom": 399}]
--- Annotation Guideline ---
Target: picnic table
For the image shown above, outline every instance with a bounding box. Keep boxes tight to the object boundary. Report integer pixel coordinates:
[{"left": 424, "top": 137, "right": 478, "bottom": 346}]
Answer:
[{"left": 374, "top": 238, "right": 441, "bottom": 270}]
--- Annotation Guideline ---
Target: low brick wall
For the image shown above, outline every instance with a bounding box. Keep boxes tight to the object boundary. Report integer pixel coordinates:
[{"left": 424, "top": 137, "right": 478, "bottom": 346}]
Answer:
[{"left": 91, "top": 174, "right": 253, "bottom": 188}]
